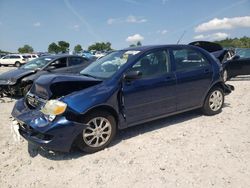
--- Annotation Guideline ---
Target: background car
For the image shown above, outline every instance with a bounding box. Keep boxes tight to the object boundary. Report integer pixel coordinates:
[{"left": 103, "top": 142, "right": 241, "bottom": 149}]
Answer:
[
  {"left": 189, "top": 41, "right": 235, "bottom": 63},
  {"left": 0, "top": 54, "right": 91, "bottom": 96},
  {"left": 0, "top": 54, "right": 28, "bottom": 67},
  {"left": 12, "top": 45, "right": 234, "bottom": 154},
  {"left": 23, "top": 54, "right": 39, "bottom": 61},
  {"left": 222, "top": 48, "right": 250, "bottom": 81}
]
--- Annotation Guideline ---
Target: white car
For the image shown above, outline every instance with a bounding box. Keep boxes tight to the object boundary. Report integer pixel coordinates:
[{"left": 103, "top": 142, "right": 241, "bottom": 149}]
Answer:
[
  {"left": 0, "top": 54, "right": 28, "bottom": 67},
  {"left": 23, "top": 54, "right": 39, "bottom": 61}
]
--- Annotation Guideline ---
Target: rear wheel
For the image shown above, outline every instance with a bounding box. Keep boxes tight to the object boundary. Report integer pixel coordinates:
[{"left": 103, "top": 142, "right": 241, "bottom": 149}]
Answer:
[
  {"left": 76, "top": 111, "right": 117, "bottom": 153},
  {"left": 202, "top": 87, "right": 224, "bottom": 116},
  {"left": 15, "top": 61, "right": 21, "bottom": 67}
]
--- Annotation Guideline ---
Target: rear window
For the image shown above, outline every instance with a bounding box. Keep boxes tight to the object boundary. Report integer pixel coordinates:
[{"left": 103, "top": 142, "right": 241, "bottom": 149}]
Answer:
[
  {"left": 173, "top": 48, "right": 210, "bottom": 71},
  {"left": 68, "top": 57, "right": 85, "bottom": 66},
  {"left": 10, "top": 55, "right": 21, "bottom": 59}
]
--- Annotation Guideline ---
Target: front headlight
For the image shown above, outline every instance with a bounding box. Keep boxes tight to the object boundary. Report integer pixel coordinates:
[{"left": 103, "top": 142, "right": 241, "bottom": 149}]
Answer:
[{"left": 41, "top": 100, "right": 67, "bottom": 116}]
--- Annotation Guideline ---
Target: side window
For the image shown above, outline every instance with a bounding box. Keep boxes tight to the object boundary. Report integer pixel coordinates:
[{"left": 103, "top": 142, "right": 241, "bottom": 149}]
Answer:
[
  {"left": 10, "top": 55, "right": 18, "bottom": 59},
  {"left": 173, "top": 48, "right": 209, "bottom": 71},
  {"left": 130, "top": 50, "right": 170, "bottom": 78},
  {"left": 50, "top": 58, "right": 67, "bottom": 68},
  {"left": 3, "top": 55, "right": 9, "bottom": 59},
  {"left": 68, "top": 57, "right": 85, "bottom": 66}
]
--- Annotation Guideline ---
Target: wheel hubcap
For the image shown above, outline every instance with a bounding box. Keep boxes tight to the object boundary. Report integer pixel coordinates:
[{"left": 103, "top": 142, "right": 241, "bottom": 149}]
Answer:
[
  {"left": 83, "top": 117, "right": 112, "bottom": 147},
  {"left": 209, "top": 90, "right": 223, "bottom": 111}
]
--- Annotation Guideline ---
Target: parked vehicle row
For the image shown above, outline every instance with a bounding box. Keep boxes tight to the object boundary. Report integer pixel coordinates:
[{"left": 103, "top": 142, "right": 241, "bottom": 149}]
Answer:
[
  {"left": 0, "top": 53, "right": 40, "bottom": 67},
  {"left": 0, "top": 54, "right": 28, "bottom": 67},
  {"left": 0, "top": 55, "right": 91, "bottom": 96},
  {"left": 11, "top": 44, "right": 234, "bottom": 153}
]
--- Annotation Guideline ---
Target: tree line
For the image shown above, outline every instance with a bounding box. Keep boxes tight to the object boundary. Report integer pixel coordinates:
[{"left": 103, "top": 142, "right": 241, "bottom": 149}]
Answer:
[
  {"left": 215, "top": 36, "right": 250, "bottom": 48},
  {"left": 8, "top": 36, "right": 250, "bottom": 54}
]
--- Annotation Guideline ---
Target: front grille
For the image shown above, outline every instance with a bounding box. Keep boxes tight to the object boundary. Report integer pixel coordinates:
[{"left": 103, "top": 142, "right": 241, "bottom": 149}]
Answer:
[{"left": 26, "top": 93, "right": 47, "bottom": 108}]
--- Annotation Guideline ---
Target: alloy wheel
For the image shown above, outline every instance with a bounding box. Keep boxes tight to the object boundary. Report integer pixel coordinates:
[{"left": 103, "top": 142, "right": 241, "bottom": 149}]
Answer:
[{"left": 83, "top": 117, "right": 112, "bottom": 148}]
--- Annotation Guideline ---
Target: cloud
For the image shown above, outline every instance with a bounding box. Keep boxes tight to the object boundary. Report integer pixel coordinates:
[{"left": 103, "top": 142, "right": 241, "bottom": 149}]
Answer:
[
  {"left": 193, "top": 32, "right": 229, "bottom": 40},
  {"left": 73, "top": 24, "right": 80, "bottom": 31},
  {"left": 126, "top": 15, "right": 147, "bottom": 23},
  {"left": 33, "top": 22, "right": 41, "bottom": 27},
  {"left": 195, "top": 16, "right": 250, "bottom": 32},
  {"left": 126, "top": 34, "right": 144, "bottom": 43},
  {"left": 157, "top": 29, "right": 168, "bottom": 35},
  {"left": 107, "top": 15, "right": 147, "bottom": 25}
]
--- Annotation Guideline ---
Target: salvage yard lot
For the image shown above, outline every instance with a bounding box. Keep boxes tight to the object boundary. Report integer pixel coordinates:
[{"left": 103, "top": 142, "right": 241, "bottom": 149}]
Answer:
[{"left": 0, "top": 66, "right": 250, "bottom": 188}]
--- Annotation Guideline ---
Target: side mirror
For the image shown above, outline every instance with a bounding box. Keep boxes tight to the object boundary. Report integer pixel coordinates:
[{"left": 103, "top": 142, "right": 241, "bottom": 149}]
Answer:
[
  {"left": 45, "top": 65, "right": 56, "bottom": 71},
  {"left": 124, "top": 71, "right": 142, "bottom": 81}
]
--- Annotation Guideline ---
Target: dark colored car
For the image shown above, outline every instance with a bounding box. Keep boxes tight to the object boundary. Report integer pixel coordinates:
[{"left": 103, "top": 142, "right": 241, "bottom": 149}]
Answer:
[
  {"left": 222, "top": 48, "right": 250, "bottom": 81},
  {"left": 189, "top": 41, "right": 234, "bottom": 63},
  {"left": 0, "top": 55, "right": 91, "bottom": 96},
  {"left": 12, "top": 45, "right": 234, "bottom": 153}
]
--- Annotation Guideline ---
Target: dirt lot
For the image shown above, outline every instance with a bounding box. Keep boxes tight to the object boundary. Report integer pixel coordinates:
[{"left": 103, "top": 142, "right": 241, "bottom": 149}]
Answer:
[{"left": 0, "top": 66, "right": 250, "bottom": 188}]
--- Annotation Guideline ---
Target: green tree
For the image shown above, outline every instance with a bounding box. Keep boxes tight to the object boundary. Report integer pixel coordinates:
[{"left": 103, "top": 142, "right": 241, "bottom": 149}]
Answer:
[
  {"left": 88, "top": 42, "right": 112, "bottom": 51},
  {"left": 215, "top": 36, "right": 250, "bottom": 48},
  {"left": 74, "top": 44, "right": 83, "bottom": 53},
  {"left": 18, "top": 45, "right": 34, "bottom": 53},
  {"left": 58, "top": 41, "right": 70, "bottom": 53},
  {"left": 48, "top": 42, "right": 60, "bottom": 54},
  {"left": 137, "top": 41, "right": 142, "bottom": 46},
  {"left": 129, "top": 44, "right": 136, "bottom": 47}
]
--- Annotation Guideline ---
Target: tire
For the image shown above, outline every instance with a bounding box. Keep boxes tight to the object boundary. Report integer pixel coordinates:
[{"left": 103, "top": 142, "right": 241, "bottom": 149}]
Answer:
[
  {"left": 76, "top": 111, "right": 117, "bottom": 153},
  {"left": 202, "top": 87, "right": 224, "bottom": 116},
  {"left": 15, "top": 61, "right": 21, "bottom": 67},
  {"left": 223, "top": 69, "right": 228, "bottom": 82},
  {"left": 22, "top": 84, "right": 32, "bottom": 96}
]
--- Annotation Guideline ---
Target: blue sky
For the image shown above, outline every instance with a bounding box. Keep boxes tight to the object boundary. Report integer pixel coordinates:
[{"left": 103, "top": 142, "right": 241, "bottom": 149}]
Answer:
[{"left": 0, "top": 0, "right": 250, "bottom": 52}]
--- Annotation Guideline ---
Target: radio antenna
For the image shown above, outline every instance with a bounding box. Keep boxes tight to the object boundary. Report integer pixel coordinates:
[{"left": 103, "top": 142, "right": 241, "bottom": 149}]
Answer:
[{"left": 177, "top": 30, "right": 186, "bottom": 44}]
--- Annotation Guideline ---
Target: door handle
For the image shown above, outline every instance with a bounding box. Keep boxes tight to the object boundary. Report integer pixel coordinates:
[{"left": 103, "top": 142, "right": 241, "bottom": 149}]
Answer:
[
  {"left": 204, "top": 69, "right": 209, "bottom": 74},
  {"left": 165, "top": 75, "right": 175, "bottom": 81}
]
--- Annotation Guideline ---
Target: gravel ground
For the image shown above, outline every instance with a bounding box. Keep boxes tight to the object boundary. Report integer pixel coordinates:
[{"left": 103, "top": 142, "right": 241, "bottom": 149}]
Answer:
[{"left": 0, "top": 66, "right": 250, "bottom": 188}]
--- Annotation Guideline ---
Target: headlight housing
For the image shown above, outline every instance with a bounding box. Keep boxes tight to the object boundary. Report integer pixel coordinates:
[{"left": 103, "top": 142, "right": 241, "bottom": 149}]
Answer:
[{"left": 41, "top": 100, "right": 67, "bottom": 116}]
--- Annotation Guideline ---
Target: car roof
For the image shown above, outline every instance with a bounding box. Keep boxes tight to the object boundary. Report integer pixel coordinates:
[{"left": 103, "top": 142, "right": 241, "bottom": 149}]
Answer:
[
  {"left": 40, "top": 54, "right": 84, "bottom": 59},
  {"left": 122, "top": 44, "right": 196, "bottom": 51}
]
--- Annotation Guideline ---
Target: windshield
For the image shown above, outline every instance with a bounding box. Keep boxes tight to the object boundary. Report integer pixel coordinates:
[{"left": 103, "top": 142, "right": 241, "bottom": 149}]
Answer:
[
  {"left": 22, "top": 57, "right": 55, "bottom": 70},
  {"left": 80, "top": 50, "right": 140, "bottom": 79},
  {"left": 236, "top": 48, "right": 250, "bottom": 58}
]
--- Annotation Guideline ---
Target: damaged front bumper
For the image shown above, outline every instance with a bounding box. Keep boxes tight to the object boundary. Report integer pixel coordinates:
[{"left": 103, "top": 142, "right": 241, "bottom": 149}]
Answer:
[
  {"left": 223, "top": 83, "right": 234, "bottom": 95},
  {"left": 11, "top": 98, "right": 87, "bottom": 152}
]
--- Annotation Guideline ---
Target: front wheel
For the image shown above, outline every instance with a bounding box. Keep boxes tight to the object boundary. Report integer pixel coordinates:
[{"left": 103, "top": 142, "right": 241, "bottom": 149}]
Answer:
[
  {"left": 202, "top": 87, "right": 224, "bottom": 116},
  {"left": 76, "top": 111, "right": 117, "bottom": 153}
]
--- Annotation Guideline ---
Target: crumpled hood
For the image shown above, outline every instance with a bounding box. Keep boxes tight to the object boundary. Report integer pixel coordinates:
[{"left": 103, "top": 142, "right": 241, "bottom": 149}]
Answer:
[
  {"left": 30, "top": 73, "right": 102, "bottom": 99},
  {"left": 0, "top": 68, "right": 34, "bottom": 85}
]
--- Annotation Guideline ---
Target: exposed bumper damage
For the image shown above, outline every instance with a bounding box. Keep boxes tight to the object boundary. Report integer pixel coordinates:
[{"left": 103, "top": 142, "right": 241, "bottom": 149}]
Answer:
[
  {"left": 223, "top": 83, "right": 234, "bottom": 95},
  {"left": 11, "top": 98, "right": 87, "bottom": 152}
]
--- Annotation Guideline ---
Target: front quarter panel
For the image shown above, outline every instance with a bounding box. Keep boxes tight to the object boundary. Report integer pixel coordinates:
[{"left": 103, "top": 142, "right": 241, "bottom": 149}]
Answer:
[{"left": 62, "top": 81, "right": 119, "bottom": 115}]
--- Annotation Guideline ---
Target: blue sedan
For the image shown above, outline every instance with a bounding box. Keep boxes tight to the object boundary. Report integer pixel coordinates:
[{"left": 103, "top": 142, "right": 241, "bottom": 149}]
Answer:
[{"left": 12, "top": 45, "right": 234, "bottom": 153}]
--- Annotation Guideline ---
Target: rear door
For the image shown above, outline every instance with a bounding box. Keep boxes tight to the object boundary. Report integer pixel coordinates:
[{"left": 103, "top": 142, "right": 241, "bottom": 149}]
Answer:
[
  {"left": 172, "top": 47, "right": 213, "bottom": 110},
  {"left": 123, "top": 49, "right": 176, "bottom": 125},
  {"left": 65, "top": 57, "right": 90, "bottom": 73}
]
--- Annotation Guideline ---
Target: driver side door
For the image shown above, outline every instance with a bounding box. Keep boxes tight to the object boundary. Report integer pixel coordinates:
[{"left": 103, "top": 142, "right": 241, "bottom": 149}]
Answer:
[{"left": 122, "top": 49, "right": 176, "bottom": 126}]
